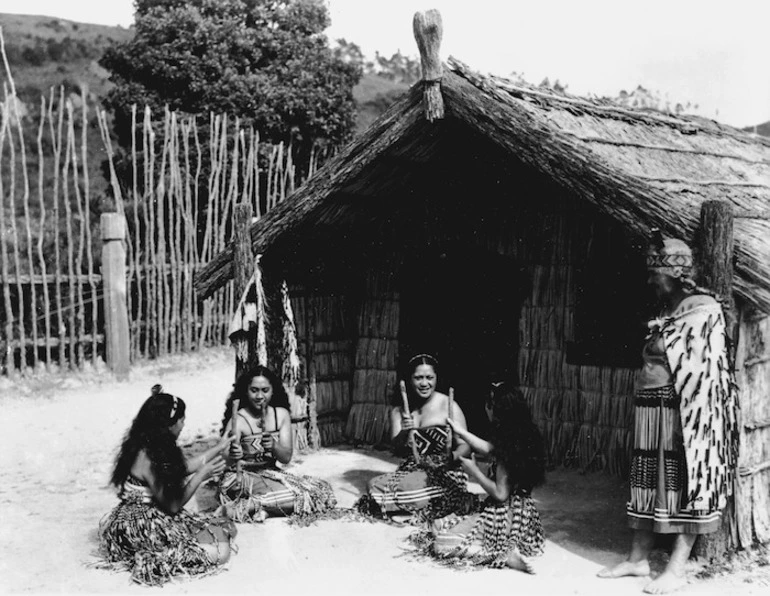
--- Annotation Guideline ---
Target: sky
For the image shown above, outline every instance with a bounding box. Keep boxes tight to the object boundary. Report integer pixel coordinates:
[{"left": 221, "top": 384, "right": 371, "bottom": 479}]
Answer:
[{"left": 1, "top": 0, "right": 768, "bottom": 128}]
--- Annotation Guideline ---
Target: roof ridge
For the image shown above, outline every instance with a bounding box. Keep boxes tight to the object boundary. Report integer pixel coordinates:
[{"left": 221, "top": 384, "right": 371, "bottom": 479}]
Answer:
[{"left": 446, "top": 56, "right": 770, "bottom": 149}]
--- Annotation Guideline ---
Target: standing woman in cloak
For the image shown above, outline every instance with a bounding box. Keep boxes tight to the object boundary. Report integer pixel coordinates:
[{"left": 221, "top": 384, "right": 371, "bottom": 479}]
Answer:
[{"left": 598, "top": 234, "right": 738, "bottom": 594}]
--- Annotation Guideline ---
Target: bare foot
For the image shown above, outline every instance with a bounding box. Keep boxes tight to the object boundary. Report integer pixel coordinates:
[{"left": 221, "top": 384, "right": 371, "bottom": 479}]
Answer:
[
  {"left": 597, "top": 560, "right": 651, "bottom": 578},
  {"left": 643, "top": 571, "right": 687, "bottom": 594}
]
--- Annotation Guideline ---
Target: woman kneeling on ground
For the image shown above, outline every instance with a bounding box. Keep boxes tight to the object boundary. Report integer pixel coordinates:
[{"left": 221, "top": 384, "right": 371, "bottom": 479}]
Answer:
[
  {"left": 359, "top": 353, "right": 475, "bottom": 523},
  {"left": 409, "top": 382, "right": 546, "bottom": 572},
  {"left": 98, "top": 385, "right": 236, "bottom": 586},
  {"left": 217, "top": 365, "right": 337, "bottom": 522}
]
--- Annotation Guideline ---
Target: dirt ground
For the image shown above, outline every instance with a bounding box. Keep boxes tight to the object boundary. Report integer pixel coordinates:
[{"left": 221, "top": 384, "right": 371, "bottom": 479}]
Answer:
[{"left": 0, "top": 347, "right": 768, "bottom": 595}]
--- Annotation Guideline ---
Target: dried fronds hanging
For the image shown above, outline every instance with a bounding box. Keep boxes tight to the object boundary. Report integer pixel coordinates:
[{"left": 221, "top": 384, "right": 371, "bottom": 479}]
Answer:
[{"left": 281, "top": 280, "right": 300, "bottom": 386}]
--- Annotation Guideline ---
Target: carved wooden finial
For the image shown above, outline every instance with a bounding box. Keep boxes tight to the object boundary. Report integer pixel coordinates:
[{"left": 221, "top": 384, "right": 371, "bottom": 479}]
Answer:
[{"left": 413, "top": 9, "right": 444, "bottom": 122}]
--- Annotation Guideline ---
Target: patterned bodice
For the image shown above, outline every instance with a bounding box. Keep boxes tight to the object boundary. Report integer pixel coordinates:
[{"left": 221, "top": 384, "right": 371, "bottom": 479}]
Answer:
[
  {"left": 236, "top": 409, "right": 277, "bottom": 469},
  {"left": 240, "top": 432, "right": 275, "bottom": 468},
  {"left": 412, "top": 425, "right": 451, "bottom": 457}
]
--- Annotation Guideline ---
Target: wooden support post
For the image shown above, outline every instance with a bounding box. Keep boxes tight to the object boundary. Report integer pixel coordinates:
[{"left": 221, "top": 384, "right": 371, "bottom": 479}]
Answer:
[
  {"left": 693, "top": 200, "right": 737, "bottom": 560},
  {"left": 413, "top": 9, "right": 444, "bottom": 122},
  {"left": 233, "top": 202, "right": 255, "bottom": 380},
  {"left": 100, "top": 213, "right": 130, "bottom": 380},
  {"left": 306, "top": 289, "right": 320, "bottom": 450},
  {"left": 697, "top": 200, "right": 736, "bottom": 342}
]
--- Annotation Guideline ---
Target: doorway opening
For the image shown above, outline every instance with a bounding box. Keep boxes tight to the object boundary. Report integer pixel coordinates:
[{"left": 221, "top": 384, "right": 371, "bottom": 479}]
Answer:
[{"left": 398, "top": 244, "right": 529, "bottom": 436}]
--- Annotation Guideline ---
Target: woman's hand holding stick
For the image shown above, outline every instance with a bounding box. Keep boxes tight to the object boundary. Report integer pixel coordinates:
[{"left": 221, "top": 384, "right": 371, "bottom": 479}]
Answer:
[
  {"left": 231, "top": 399, "right": 243, "bottom": 480},
  {"left": 400, "top": 380, "right": 420, "bottom": 463},
  {"left": 447, "top": 387, "right": 454, "bottom": 460}
]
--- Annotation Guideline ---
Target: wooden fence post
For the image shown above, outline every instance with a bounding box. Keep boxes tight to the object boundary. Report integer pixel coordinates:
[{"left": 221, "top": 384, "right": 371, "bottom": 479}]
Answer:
[
  {"left": 101, "top": 213, "right": 130, "bottom": 379},
  {"left": 693, "top": 200, "right": 736, "bottom": 560},
  {"left": 233, "top": 202, "right": 255, "bottom": 380}
]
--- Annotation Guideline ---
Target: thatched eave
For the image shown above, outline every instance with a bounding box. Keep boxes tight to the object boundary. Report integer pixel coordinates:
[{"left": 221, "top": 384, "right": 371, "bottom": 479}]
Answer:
[{"left": 194, "top": 57, "right": 770, "bottom": 313}]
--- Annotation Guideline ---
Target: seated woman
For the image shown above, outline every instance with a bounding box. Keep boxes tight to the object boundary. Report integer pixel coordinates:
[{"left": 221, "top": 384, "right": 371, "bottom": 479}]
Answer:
[
  {"left": 217, "top": 365, "right": 336, "bottom": 522},
  {"left": 98, "top": 385, "right": 237, "bottom": 586},
  {"left": 361, "top": 353, "right": 474, "bottom": 523},
  {"left": 412, "top": 383, "right": 546, "bottom": 572}
]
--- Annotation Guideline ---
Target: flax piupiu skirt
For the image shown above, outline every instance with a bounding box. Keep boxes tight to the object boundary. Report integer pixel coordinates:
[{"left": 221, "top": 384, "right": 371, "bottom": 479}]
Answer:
[{"left": 627, "top": 384, "right": 721, "bottom": 534}]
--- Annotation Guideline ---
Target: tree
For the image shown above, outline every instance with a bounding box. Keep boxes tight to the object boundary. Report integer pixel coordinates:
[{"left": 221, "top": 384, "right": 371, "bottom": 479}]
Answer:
[{"left": 100, "top": 0, "right": 361, "bottom": 160}]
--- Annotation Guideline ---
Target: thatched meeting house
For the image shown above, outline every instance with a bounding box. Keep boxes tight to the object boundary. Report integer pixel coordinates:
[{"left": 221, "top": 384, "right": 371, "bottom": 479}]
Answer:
[{"left": 195, "top": 18, "right": 770, "bottom": 551}]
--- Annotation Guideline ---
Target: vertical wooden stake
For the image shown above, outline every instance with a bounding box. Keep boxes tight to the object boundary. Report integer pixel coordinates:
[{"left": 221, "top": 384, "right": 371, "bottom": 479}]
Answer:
[
  {"left": 694, "top": 200, "right": 736, "bottom": 560},
  {"left": 101, "top": 213, "right": 130, "bottom": 379},
  {"left": 233, "top": 202, "right": 255, "bottom": 380},
  {"left": 306, "top": 289, "right": 320, "bottom": 450}
]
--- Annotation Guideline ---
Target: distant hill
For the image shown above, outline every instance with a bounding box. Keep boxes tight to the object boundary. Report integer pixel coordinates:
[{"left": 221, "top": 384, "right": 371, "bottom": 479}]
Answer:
[{"left": 0, "top": 13, "right": 132, "bottom": 101}]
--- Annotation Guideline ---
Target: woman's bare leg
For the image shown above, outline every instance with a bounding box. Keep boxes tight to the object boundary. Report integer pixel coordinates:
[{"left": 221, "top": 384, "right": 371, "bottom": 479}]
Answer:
[
  {"left": 597, "top": 529, "right": 654, "bottom": 578},
  {"left": 643, "top": 533, "right": 695, "bottom": 594}
]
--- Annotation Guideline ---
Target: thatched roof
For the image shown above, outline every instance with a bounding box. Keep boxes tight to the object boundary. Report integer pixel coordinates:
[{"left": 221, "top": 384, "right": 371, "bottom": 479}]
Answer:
[{"left": 195, "top": 57, "right": 770, "bottom": 313}]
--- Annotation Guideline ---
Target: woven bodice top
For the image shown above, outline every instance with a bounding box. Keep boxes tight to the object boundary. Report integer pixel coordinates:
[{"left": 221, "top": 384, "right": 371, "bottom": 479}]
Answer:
[{"left": 411, "top": 425, "right": 452, "bottom": 460}]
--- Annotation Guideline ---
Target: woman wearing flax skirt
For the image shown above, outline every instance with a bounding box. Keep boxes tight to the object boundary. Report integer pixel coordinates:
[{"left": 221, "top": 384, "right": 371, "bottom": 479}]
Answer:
[
  {"left": 357, "top": 353, "right": 475, "bottom": 523},
  {"left": 407, "top": 383, "right": 546, "bottom": 572},
  {"left": 217, "top": 365, "right": 337, "bottom": 522},
  {"left": 598, "top": 233, "right": 738, "bottom": 594},
  {"left": 98, "top": 385, "right": 237, "bottom": 586}
]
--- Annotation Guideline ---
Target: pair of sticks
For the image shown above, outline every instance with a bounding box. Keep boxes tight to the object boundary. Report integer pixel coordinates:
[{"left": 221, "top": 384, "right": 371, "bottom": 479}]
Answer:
[
  {"left": 230, "top": 398, "right": 269, "bottom": 481},
  {"left": 399, "top": 380, "right": 453, "bottom": 464}
]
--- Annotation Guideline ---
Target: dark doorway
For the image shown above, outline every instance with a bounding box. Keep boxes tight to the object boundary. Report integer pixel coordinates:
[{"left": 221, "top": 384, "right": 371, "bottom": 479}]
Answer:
[{"left": 398, "top": 245, "right": 529, "bottom": 436}]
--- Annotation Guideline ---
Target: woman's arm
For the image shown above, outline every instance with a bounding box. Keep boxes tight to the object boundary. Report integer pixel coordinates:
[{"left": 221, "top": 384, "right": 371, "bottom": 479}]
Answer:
[
  {"left": 447, "top": 417, "right": 493, "bottom": 456},
  {"left": 263, "top": 407, "right": 293, "bottom": 465},
  {"left": 138, "top": 449, "right": 226, "bottom": 514},
  {"left": 389, "top": 405, "right": 415, "bottom": 445},
  {"left": 447, "top": 402, "right": 472, "bottom": 460},
  {"left": 186, "top": 433, "right": 234, "bottom": 473},
  {"left": 459, "top": 457, "right": 510, "bottom": 502}
]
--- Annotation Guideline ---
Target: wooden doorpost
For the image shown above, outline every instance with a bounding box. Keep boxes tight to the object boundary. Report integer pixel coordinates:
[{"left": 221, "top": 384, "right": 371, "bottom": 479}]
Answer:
[
  {"left": 233, "top": 202, "right": 255, "bottom": 380},
  {"left": 694, "top": 200, "right": 737, "bottom": 559},
  {"left": 101, "top": 213, "right": 130, "bottom": 379}
]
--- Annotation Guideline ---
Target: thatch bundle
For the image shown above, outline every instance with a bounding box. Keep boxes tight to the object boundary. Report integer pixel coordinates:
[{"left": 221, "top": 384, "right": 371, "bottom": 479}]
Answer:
[
  {"left": 312, "top": 340, "right": 353, "bottom": 377},
  {"left": 357, "top": 298, "right": 400, "bottom": 337},
  {"left": 354, "top": 337, "right": 399, "bottom": 370}
]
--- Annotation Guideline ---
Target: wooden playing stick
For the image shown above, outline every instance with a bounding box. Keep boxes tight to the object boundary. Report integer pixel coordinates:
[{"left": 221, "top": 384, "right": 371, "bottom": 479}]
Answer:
[
  {"left": 447, "top": 387, "right": 454, "bottom": 459},
  {"left": 400, "top": 380, "right": 420, "bottom": 463},
  {"left": 231, "top": 398, "right": 242, "bottom": 477}
]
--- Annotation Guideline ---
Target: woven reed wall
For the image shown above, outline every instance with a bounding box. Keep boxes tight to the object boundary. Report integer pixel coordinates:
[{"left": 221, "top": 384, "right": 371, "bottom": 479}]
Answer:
[
  {"left": 290, "top": 285, "right": 353, "bottom": 447},
  {"left": 507, "top": 203, "right": 638, "bottom": 475},
  {"left": 346, "top": 270, "right": 400, "bottom": 445}
]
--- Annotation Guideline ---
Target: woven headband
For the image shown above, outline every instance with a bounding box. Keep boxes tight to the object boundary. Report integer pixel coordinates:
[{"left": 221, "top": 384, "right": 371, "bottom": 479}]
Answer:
[
  {"left": 408, "top": 353, "right": 438, "bottom": 365},
  {"left": 646, "top": 253, "right": 692, "bottom": 269}
]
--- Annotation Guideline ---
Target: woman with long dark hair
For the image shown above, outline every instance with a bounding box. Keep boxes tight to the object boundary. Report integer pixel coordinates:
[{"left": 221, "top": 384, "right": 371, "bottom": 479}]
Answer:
[
  {"left": 98, "top": 385, "right": 236, "bottom": 586},
  {"left": 359, "top": 353, "right": 473, "bottom": 523},
  {"left": 217, "top": 365, "right": 336, "bottom": 522},
  {"left": 410, "top": 383, "right": 546, "bottom": 572}
]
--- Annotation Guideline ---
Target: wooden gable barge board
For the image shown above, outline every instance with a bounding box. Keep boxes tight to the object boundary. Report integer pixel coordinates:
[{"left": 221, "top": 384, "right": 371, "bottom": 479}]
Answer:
[{"left": 194, "top": 87, "right": 426, "bottom": 300}]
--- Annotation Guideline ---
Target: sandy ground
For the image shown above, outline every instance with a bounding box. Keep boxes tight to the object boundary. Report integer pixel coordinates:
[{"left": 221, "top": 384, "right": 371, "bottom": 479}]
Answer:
[{"left": 0, "top": 347, "right": 768, "bottom": 595}]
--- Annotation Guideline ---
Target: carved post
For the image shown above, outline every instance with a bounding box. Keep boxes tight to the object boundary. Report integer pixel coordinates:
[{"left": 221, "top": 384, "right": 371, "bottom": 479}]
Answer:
[
  {"left": 233, "top": 202, "right": 255, "bottom": 380},
  {"left": 694, "top": 200, "right": 737, "bottom": 560},
  {"left": 413, "top": 9, "right": 444, "bottom": 122},
  {"left": 101, "top": 213, "right": 130, "bottom": 379}
]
